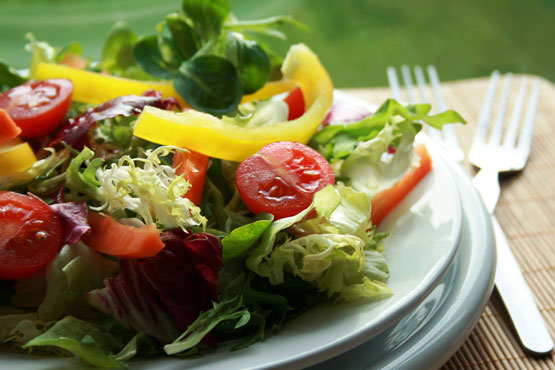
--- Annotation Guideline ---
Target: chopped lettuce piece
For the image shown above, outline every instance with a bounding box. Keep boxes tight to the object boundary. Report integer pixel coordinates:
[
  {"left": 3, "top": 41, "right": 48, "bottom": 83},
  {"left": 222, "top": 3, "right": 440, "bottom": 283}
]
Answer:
[
  {"left": 0, "top": 147, "right": 71, "bottom": 192},
  {"left": 24, "top": 316, "right": 125, "bottom": 369},
  {"left": 164, "top": 296, "right": 249, "bottom": 355},
  {"left": 38, "top": 242, "right": 119, "bottom": 321},
  {"left": 92, "top": 146, "right": 206, "bottom": 230},
  {"left": 222, "top": 214, "right": 273, "bottom": 260},
  {"left": 49, "top": 201, "right": 90, "bottom": 244},
  {"left": 246, "top": 184, "right": 390, "bottom": 301}
]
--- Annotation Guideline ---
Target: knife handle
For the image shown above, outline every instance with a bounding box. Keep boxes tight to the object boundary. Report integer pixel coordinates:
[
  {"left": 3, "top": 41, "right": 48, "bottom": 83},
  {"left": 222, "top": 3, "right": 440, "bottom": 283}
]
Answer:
[{"left": 492, "top": 215, "right": 554, "bottom": 355}]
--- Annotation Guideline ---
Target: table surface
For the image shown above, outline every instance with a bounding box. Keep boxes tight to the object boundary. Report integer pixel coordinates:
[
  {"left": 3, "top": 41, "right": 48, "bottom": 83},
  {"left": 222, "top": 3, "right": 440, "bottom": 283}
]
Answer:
[{"left": 344, "top": 75, "right": 555, "bottom": 369}]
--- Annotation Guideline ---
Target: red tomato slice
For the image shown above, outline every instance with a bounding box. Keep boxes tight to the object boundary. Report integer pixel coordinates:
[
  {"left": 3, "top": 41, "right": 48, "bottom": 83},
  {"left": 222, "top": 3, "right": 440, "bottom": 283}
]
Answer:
[
  {"left": 283, "top": 86, "right": 305, "bottom": 121},
  {"left": 0, "top": 79, "right": 73, "bottom": 139},
  {"left": 371, "top": 144, "right": 432, "bottom": 226},
  {"left": 83, "top": 212, "right": 165, "bottom": 259},
  {"left": 172, "top": 149, "right": 210, "bottom": 206},
  {"left": 0, "top": 192, "right": 63, "bottom": 280},
  {"left": 236, "top": 141, "right": 335, "bottom": 219}
]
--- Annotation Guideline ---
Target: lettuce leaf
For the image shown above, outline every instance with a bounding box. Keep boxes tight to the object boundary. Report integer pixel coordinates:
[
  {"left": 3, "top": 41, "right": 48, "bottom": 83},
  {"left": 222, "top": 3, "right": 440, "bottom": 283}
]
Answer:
[
  {"left": 87, "top": 230, "right": 222, "bottom": 344},
  {"left": 0, "top": 147, "right": 71, "bottom": 193},
  {"left": 24, "top": 316, "right": 125, "bottom": 369},
  {"left": 221, "top": 214, "right": 273, "bottom": 260},
  {"left": 49, "top": 202, "right": 90, "bottom": 244},
  {"left": 311, "top": 99, "right": 464, "bottom": 199},
  {"left": 246, "top": 185, "right": 391, "bottom": 301},
  {"left": 38, "top": 242, "right": 119, "bottom": 321},
  {"left": 92, "top": 146, "right": 206, "bottom": 230},
  {"left": 164, "top": 296, "right": 249, "bottom": 355}
]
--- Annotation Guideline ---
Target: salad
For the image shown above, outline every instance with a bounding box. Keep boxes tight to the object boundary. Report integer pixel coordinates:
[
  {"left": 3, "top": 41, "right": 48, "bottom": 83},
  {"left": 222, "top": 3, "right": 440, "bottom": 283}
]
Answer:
[{"left": 0, "top": 0, "right": 466, "bottom": 368}]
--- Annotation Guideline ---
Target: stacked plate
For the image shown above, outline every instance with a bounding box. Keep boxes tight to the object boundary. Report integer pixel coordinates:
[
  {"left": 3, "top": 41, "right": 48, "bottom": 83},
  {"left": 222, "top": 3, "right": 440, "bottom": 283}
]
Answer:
[{"left": 0, "top": 92, "right": 496, "bottom": 369}]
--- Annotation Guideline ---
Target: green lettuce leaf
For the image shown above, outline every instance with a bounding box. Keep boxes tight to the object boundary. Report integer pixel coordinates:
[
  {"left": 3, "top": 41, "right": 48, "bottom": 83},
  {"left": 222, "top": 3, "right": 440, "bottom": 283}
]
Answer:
[
  {"left": 164, "top": 296, "right": 249, "bottom": 355},
  {"left": 65, "top": 147, "right": 104, "bottom": 201},
  {"left": 24, "top": 316, "right": 125, "bottom": 368},
  {"left": 37, "top": 242, "right": 119, "bottom": 321},
  {"left": 0, "top": 147, "right": 71, "bottom": 193},
  {"left": 246, "top": 185, "right": 391, "bottom": 301},
  {"left": 0, "top": 59, "right": 26, "bottom": 92},
  {"left": 310, "top": 99, "right": 465, "bottom": 161},
  {"left": 222, "top": 214, "right": 273, "bottom": 260}
]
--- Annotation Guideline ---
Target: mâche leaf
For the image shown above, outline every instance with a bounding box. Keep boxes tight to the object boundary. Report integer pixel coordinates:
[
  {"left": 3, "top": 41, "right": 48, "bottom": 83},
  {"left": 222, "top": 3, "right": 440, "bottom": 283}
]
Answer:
[{"left": 174, "top": 55, "right": 243, "bottom": 116}]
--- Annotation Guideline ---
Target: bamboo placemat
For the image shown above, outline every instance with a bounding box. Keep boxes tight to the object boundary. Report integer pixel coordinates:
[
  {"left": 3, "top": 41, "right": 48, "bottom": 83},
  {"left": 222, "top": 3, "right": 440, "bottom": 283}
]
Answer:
[{"left": 344, "top": 75, "right": 555, "bottom": 369}]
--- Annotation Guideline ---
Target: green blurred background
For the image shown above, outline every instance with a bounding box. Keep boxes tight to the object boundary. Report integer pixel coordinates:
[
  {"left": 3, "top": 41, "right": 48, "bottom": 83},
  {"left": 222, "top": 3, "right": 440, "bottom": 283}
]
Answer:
[{"left": 1, "top": 0, "right": 553, "bottom": 87}]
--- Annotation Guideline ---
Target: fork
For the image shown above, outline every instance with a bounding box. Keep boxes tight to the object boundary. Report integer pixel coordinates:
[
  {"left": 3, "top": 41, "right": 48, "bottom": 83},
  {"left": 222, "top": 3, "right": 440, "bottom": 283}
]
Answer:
[
  {"left": 469, "top": 72, "right": 552, "bottom": 355},
  {"left": 387, "top": 66, "right": 553, "bottom": 355}
]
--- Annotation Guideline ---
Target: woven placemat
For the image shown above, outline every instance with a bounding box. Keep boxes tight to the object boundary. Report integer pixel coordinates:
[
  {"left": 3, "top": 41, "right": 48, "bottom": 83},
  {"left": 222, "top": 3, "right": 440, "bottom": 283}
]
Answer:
[{"left": 344, "top": 75, "right": 555, "bottom": 369}]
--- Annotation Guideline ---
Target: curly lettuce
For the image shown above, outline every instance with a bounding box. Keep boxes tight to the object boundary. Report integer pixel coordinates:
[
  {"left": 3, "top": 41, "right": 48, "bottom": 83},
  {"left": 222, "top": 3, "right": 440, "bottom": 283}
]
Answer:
[
  {"left": 247, "top": 185, "right": 391, "bottom": 301},
  {"left": 87, "top": 146, "right": 206, "bottom": 229}
]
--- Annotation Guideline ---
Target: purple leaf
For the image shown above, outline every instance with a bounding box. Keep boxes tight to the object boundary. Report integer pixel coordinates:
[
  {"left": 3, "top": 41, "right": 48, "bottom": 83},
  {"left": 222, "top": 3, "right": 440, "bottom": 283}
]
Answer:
[
  {"left": 49, "top": 201, "right": 90, "bottom": 245},
  {"left": 50, "top": 90, "right": 180, "bottom": 150},
  {"left": 86, "top": 230, "right": 223, "bottom": 345},
  {"left": 322, "top": 102, "right": 373, "bottom": 126}
]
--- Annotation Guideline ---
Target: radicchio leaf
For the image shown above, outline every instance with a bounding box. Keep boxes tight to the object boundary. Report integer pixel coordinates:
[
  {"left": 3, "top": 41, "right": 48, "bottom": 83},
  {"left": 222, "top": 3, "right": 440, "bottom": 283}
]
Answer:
[
  {"left": 86, "top": 230, "right": 223, "bottom": 345},
  {"left": 50, "top": 90, "right": 180, "bottom": 150},
  {"left": 49, "top": 201, "right": 90, "bottom": 244}
]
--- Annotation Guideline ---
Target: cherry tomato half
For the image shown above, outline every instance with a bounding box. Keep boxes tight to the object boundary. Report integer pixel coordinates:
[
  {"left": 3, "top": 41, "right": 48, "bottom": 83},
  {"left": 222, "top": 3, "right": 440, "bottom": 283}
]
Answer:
[
  {"left": 236, "top": 141, "right": 335, "bottom": 219},
  {"left": 283, "top": 86, "right": 305, "bottom": 121},
  {"left": 0, "top": 192, "right": 63, "bottom": 280},
  {"left": 173, "top": 149, "right": 210, "bottom": 206},
  {"left": 0, "top": 79, "right": 73, "bottom": 139}
]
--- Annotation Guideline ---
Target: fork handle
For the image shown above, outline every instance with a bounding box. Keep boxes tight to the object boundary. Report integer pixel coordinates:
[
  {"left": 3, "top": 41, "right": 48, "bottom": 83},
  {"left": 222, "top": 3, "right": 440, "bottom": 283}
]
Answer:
[
  {"left": 473, "top": 167, "right": 500, "bottom": 213},
  {"left": 492, "top": 216, "right": 554, "bottom": 355}
]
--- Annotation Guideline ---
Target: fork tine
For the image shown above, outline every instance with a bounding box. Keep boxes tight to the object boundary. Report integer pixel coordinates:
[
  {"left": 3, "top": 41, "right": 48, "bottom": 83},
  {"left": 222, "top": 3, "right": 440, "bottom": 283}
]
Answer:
[
  {"left": 517, "top": 77, "right": 541, "bottom": 161},
  {"left": 503, "top": 77, "right": 528, "bottom": 148},
  {"left": 489, "top": 74, "right": 513, "bottom": 146},
  {"left": 472, "top": 70, "right": 501, "bottom": 148},
  {"left": 387, "top": 67, "right": 402, "bottom": 101},
  {"left": 427, "top": 65, "right": 462, "bottom": 154},
  {"left": 401, "top": 65, "right": 416, "bottom": 103},
  {"left": 416, "top": 66, "right": 442, "bottom": 142},
  {"left": 414, "top": 66, "right": 430, "bottom": 103}
]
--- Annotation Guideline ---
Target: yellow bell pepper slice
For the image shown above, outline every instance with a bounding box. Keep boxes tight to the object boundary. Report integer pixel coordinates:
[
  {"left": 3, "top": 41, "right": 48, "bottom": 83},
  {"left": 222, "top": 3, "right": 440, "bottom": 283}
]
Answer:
[
  {"left": 132, "top": 44, "right": 333, "bottom": 162},
  {"left": 0, "top": 139, "right": 37, "bottom": 176},
  {"left": 31, "top": 63, "right": 295, "bottom": 107},
  {"left": 32, "top": 63, "right": 187, "bottom": 106}
]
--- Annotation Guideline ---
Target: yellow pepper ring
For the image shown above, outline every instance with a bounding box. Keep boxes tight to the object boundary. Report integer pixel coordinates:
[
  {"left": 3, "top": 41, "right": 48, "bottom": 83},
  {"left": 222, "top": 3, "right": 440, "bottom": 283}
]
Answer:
[
  {"left": 0, "top": 141, "right": 37, "bottom": 176},
  {"left": 132, "top": 44, "right": 333, "bottom": 162},
  {"left": 32, "top": 63, "right": 296, "bottom": 107}
]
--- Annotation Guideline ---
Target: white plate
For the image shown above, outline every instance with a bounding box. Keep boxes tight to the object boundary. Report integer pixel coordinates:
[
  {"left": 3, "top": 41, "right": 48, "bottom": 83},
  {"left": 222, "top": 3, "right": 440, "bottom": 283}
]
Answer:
[
  {"left": 0, "top": 92, "right": 463, "bottom": 369},
  {"left": 309, "top": 140, "right": 496, "bottom": 370}
]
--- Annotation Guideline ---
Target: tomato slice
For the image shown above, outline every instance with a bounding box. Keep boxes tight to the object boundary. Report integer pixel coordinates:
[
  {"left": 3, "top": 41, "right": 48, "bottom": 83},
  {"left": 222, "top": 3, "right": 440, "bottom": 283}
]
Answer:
[
  {"left": 283, "top": 86, "right": 305, "bottom": 121},
  {"left": 83, "top": 212, "right": 165, "bottom": 259},
  {"left": 371, "top": 144, "right": 433, "bottom": 226},
  {"left": 0, "top": 79, "right": 73, "bottom": 138},
  {"left": 0, "top": 192, "right": 63, "bottom": 280},
  {"left": 172, "top": 149, "right": 210, "bottom": 206},
  {"left": 236, "top": 141, "right": 335, "bottom": 219}
]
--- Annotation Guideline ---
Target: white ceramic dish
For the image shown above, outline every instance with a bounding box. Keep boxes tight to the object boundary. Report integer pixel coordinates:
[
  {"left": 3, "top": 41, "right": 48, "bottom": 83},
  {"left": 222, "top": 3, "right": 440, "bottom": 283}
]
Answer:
[
  {"left": 0, "top": 94, "right": 463, "bottom": 370},
  {"left": 309, "top": 139, "right": 496, "bottom": 370}
]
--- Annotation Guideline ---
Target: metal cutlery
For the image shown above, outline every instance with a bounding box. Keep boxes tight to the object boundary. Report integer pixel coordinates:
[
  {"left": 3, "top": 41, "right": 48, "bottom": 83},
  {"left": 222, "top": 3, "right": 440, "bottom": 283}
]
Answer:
[
  {"left": 469, "top": 71, "right": 552, "bottom": 355},
  {"left": 387, "top": 66, "right": 553, "bottom": 355}
]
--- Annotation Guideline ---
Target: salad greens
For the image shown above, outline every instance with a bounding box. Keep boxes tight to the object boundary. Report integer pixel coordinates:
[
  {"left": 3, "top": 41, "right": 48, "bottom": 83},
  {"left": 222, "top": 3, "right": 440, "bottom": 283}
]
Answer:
[{"left": 0, "top": 0, "right": 467, "bottom": 368}]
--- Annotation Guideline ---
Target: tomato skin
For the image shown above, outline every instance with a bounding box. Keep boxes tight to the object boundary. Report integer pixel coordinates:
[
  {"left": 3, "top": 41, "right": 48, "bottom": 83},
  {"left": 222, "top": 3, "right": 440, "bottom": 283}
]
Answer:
[
  {"left": 172, "top": 149, "right": 210, "bottom": 206},
  {"left": 283, "top": 86, "right": 305, "bottom": 121},
  {"left": 236, "top": 141, "right": 335, "bottom": 219},
  {"left": 0, "top": 192, "right": 63, "bottom": 280},
  {"left": 0, "top": 79, "right": 73, "bottom": 139},
  {"left": 371, "top": 144, "right": 432, "bottom": 226}
]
